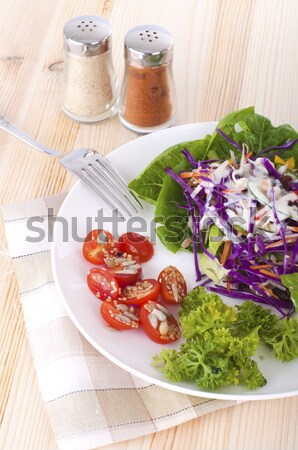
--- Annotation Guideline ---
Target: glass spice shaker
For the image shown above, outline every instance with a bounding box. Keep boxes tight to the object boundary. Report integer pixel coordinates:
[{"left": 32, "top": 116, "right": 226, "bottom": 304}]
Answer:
[
  {"left": 119, "top": 25, "right": 176, "bottom": 133},
  {"left": 62, "top": 15, "right": 118, "bottom": 123}
]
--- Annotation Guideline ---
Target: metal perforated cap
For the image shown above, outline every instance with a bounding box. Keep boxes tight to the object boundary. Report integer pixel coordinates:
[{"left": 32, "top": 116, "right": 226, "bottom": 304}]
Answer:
[
  {"left": 63, "top": 16, "right": 112, "bottom": 57},
  {"left": 124, "top": 25, "right": 174, "bottom": 66}
]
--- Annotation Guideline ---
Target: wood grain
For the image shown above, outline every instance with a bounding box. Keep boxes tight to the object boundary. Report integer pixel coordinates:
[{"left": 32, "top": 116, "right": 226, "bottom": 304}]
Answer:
[{"left": 0, "top": 0, "right": 298, "bottom": 449}]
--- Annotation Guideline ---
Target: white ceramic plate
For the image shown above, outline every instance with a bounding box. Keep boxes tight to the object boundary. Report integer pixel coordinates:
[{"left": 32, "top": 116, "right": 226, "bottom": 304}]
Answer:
[{"left": 52, "top": 122, "right": 298, "bottom": 401}]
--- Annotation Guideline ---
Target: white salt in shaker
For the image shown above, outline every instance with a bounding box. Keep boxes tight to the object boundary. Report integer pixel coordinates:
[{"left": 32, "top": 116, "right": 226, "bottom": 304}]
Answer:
[{"left": 62, "top": 15, "right": 118, "bottom": 123}]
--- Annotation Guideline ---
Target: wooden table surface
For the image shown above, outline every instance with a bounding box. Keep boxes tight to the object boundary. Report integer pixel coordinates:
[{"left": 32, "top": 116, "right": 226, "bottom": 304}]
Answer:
[{"left": 0, "top": 0, "right": 298, "bottom": 449}]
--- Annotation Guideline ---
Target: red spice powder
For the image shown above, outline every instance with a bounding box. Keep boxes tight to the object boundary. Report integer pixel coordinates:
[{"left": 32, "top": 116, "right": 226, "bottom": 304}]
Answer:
[{"left": 124, "top": 64, "right": 173, "bottom": 128}]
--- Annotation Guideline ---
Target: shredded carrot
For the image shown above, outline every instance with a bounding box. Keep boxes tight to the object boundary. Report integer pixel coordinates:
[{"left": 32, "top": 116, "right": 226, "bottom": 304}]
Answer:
[
  {"left": 226, "top": 277, "right": 231, "bottom": 293},
  {"left": 220, "top": 240, "right": 232, "bottom": 265},
  {"left": 258, "top": 283, "right": 279, "bottom": 299},
  {"left": 288, "top": 226, "right": 298, "bottom": 232},
  {"left": 255, "top": 210, "right": 268, "bottom": 221},
  {"left": 180, "top": 172, "right": 194, "bottom": 179},
  {"left": 245, "top": 151, "right": 253, "bottom": 160},
  {"left": 250, "top": 264, "right": 273, "bottom": 270},
  {"left": 265, "top": 236, "right": 298, "bottom": 249},
  {"left": 222, "top": 188, "right": 245, "bottom": 193},
  {"left": 259, "top": 269, "right": 281, "bottom": 279},
  {"left": 265, "top": 240, "right": 282, "bottom": 249},
  {"left": 285, "top": 237, "right": 298, "bottom": 243}
]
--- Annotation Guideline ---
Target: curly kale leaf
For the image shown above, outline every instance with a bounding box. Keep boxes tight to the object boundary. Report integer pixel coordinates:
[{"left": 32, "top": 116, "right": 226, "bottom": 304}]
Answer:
[
  {"left": 153, "top": 327, "right": 264, "bottom": 390},
  {"left": 180, "top": 297, "right": 237, "bottom": 339},
  {"left": 234, "top": 301, "right": 279, "bottom": 341},
  {"left": 179, "top": 287, "right": 222, "bottom": 318},
  {"left": 264, "top": 318, "right": 298, "bottom": 362},
  {"left": 152, "top": 349, "right": 183, "bottom": 382},
  {"left": 237, "top": 358, "right": 267, "bottom": 390},
  {"left": 235, "top": 302, "right": 298, "bottom": 361},
  {"left": 153, "top": 287, "right": 298, "bottom": 391}
]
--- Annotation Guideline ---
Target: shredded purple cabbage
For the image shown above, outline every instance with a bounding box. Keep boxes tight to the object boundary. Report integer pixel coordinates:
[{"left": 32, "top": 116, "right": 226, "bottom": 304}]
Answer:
[
  {"left": 185, "top": 194, "right": 201, "bottom": 281},
  {"left": 207, "top": 285, "right": 290, "bottom": 310},
  {"left": 270, "top": 187, "right": 288, "bottom": 274},
  {"left": 216, "top": 128, "right": 242, "bottom": 151},
  {"left": 263, "top": 158, "right": 281, "bottom": 179},
  {"left": 257, "top": 138, "right": 298, "bottom": 158},
  {"left": 164, "top": 142, "right": 298, "bottom": 316},
  {"left": 290, "top": 239, "right": 298, "bottom": 272},
  {"left": 181, "top": 148, "right": 198, "bottom": 168},
  {"left": 289, "top": 181, "right": 298, "bottom": 191}
]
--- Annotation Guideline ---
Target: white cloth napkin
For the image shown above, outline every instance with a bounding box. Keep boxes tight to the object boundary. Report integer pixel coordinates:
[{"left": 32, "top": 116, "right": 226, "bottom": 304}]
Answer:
[{"left": 2, "top": 193, "right": 236, "bottom": 450}]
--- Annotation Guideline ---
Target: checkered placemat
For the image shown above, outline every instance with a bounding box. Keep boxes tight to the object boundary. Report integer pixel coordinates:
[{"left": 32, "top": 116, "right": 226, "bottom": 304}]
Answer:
[{"left": 1, "top": 193, "right": 236, "bottom": 450}]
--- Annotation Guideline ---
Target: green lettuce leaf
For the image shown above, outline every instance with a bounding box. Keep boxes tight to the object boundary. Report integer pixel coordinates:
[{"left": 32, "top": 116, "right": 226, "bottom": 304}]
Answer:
[
  {"left": 128, "top": 140, "right": 201, "bottom": 205},
  {"left": 198, "top": 253, "right": 229, "bottom": 283},
  {"left": 208, "top": 225, "right": 224, "bottom": 255},
  {"left": 204, "top": 106, "right": 298, "bottom": 162},
  {"left": 154, "top": 171, "right": 190, "bottom": 253},
  {"left": 154, "top": 137, "right": 210, "bottom": 252},
  {"left": 281, "top": 273, "right": 298, "bottom": 311}
]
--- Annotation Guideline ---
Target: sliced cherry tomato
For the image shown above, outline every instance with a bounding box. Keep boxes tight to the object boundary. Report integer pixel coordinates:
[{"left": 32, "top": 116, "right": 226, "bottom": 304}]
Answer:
[
  {"left": 158, "top": 266, "right": 187, "bottom": 304},
  {"left": 83, "top": 229, "right": 117, "bottom": 264},
  {"left": 140, "top": 301, "right": 180, "bottom": 344},
  {"left": 100, "top": 301, "right": 140, "bottom": 331},
  {"left": 118, "top": 279, "right": 160, "bottom": 306},
  {"left": 87, "top": 267, "right": 120, "bottom": 301},
  {"left": 117, "top": 232, "right": 154, "bottom": 263},
  {"left": 103, "top": 254, "right": 142, "bottom": 287}
]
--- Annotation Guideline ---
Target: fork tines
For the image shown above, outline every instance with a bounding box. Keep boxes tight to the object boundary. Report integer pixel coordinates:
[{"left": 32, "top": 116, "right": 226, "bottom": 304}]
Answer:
[{"left": 67, "top": 150, "right": 142, "bottom": 218}]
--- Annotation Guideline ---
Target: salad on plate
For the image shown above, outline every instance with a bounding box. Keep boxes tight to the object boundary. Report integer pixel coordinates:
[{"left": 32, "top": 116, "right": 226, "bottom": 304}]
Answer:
[
  {"left": 83, "top": 107, "right": 298, "bottom": 392},
  {"left": 129, "top": 106, "right": 298, "bottom": 316}
]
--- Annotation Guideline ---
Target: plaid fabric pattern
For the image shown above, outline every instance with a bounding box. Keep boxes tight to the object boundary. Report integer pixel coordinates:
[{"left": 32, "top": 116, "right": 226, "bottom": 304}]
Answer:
[{"left": 2, "top": 193, "right": 236, "bottom": 450}]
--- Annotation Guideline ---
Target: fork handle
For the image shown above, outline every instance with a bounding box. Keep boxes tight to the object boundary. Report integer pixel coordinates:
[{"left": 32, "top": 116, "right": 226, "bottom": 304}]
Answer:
[{"left": 0, "top": 116, "right": 61, "bottom": 158}]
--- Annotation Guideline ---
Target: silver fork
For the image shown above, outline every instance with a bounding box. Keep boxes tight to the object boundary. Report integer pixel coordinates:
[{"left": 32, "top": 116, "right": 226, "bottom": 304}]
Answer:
[{"left": 0, "top": 116, "right": 142, "bottom": 217}]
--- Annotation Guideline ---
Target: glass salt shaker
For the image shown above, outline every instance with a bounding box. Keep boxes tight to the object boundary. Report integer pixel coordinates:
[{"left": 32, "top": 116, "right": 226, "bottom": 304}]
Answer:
[
  {"left": 119, "top": 25, "right": 176, "bottom": 133},
  {"left": 62, "top": 15, "right": 118, "bottom": 123}
]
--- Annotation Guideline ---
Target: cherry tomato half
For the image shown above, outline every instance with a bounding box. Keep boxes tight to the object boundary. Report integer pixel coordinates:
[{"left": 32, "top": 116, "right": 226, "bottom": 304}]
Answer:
[
  {"left": 87, "top": 267, "right": 120, "bottom": 301},
  {"left": 118, "top": 279, "right": 160, "bottom": 306},
  {"left": 100, "top": 301, "right": 140, "bottom": 331},
  {"left": 83, "top": 229, "right": 117, "bottom": 265},
  {"left": 103, "top": 254, "right": 142, "bottom": 287},
  {"left": 140, "top": 301, "right": 180, "bottom": 344},
  {"left": 158, "top": 266, "right": 187, "bottom": 304},
  {"left": 117, "top": 232, "right": 154, "bottom": 263}
]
